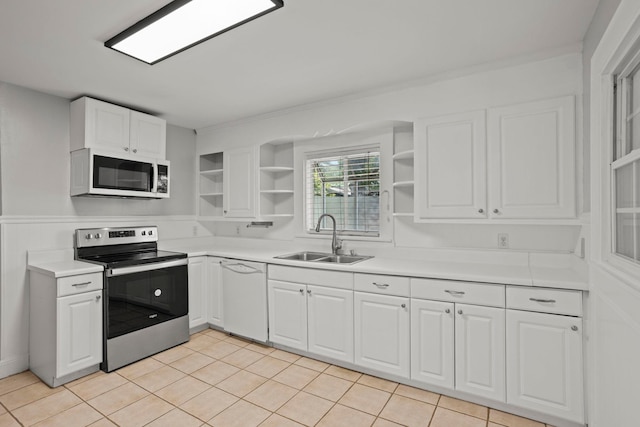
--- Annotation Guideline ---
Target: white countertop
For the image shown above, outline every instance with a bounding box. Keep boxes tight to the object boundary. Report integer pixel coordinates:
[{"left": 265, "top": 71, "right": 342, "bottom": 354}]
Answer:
[
  {"left": 25, "top": 238, "right": 587, "bottom": 290},
  {"left": 160, "top": 237, "right": 588, "bottom": 291}
]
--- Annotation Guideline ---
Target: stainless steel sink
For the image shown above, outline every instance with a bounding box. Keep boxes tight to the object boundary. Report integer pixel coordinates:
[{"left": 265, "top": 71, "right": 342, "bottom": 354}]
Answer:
[
  {"left": 275, "top": 251, "right": 372, "bottom": 264},
  {"left": 275, "top": 251, "right": 331, "bottom": 261},
  {"left": 315, "top": 255, "right": 372, "bottom": 264}
]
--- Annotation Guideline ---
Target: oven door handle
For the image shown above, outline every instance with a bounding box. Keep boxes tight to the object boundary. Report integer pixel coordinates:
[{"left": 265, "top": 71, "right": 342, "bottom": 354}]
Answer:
[{"left": 106, "top": 258, "right": 187, "bottom": 277}]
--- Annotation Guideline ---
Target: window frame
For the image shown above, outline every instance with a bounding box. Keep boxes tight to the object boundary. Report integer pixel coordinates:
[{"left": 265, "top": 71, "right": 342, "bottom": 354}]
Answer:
[
  {"left": 305, "top": 147, "right": 381, "bottom": 237},
  {"left": 293, "top": 130, "right": 393, "bottom": 243},
  {"left": 606, "top": 34, "right": 640, "bottom": 278}
]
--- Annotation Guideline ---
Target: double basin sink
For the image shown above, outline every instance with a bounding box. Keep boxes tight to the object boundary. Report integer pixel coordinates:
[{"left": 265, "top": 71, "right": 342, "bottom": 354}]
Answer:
[{"left": 275, "top": 251, "right": 372, "bottom": 265}]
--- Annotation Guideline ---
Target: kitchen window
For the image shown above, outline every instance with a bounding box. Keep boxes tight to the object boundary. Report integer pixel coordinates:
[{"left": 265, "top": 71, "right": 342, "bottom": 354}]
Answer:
[
  {"left": 305, "top": 148, "right": 380, "bottom": 236},
  {"left": 613, "top": 57, "right": 640, "bottom": 265}
]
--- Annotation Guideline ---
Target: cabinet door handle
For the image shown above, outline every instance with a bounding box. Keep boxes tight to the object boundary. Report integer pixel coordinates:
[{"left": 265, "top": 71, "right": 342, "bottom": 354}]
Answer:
[
  {"left": 571, "top": 325, "right": 579, "bottom": 331},
  {"left": 132, "top": 149, "right": 137, "bottom": 153},
  {"left": 124, "top": 147, "right": 129, "bottom": 151},
  {"left": 493, "top": 208, "right": 499, "bottom": 214},
  {"left": 307, "top": 289, "right": 312, "bottom": 295},
  {"left": 401, "top": 303, "right": 406, "bottom": 309},
  {"left": 72, "top": 281, "right": 92, "bottom": 287},
  {"left": 299, "top": 289, "right": 304, "bottom": 294},
  {"left": 445, "top": 308, "right": 450, "bottom": 314},
  {"left": 457, "top": 309, "right": 463, "bottom": 315},
  {"left": 95, "top": 295, "right": 101, "bottom": 302},
  {"left": 445, "top": 290, "right": 465, "bottom": 296},
  {"left": 529, "top": 298, "right": 556, "bottom": 303},
  {"left": 478, "top": 208, "right": 484, "bottom": 214},
  {"left": 373, "top": 282, "right": 389, "bottom": 288}
]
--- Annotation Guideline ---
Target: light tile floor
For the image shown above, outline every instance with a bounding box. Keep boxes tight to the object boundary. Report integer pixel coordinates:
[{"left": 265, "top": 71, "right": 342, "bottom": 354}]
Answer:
[{"left": 0, "top": 329, "right": 557, "bottom": 427}]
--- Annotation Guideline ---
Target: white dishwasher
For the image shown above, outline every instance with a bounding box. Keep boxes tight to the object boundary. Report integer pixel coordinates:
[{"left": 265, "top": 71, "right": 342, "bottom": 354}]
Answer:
[{"left": 221, "top": 259, "right": 268, "bottom": 342}]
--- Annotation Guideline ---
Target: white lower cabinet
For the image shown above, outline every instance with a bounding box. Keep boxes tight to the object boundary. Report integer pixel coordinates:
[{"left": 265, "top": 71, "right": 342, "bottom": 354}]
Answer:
[
  {"left": 30, "top": 271, "right": 103, "bottom": 387},
  {"left": 506, "top": 309, "right": 584, "bottom": 423},
  {"left": 188, "top": 257, "right": 207, "bottom": 329},
  {"left": 455, "top": 304, "right": 505, "bottom": 401},
  {"left": 410, "top": 299, "right": 505, "bottom": 401},
  {"left": 268, "top": 280, "right": 308, "bottom": 350},
  {"left": 268, "top": 279, "right": 354, "bottom": 363},
  {"left": 206, "top": 257, "right": 223, "bottom": 328},
  {"left": 354, "top": 291, "right": 410, "bottom": 378},
  {"left": 188, "top": 256, "right": 224, "bottom": 330}
]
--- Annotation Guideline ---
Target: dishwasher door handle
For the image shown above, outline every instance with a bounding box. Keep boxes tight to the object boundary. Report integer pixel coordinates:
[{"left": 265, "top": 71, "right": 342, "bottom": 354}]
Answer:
[{"left": 221, "top": 261, "right": 264, "bottom": 274}]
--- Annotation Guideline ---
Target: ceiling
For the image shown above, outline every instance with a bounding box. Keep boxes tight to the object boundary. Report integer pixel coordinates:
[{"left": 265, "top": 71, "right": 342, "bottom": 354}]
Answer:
[{"left": 0, "top": 0, "right": 599, "bottom": 130}]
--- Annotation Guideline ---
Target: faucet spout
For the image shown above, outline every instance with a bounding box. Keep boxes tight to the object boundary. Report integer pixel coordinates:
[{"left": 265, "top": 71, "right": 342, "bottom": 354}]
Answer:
[{"left": 315, "top": 214, "right": 342, "bottom": 255}]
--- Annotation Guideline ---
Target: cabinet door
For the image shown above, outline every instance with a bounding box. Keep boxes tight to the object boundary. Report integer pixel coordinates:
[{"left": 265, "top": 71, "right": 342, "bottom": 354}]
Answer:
[
  {"left": 84, "top": 98, "right": 131, "bottom": 153},
  {"left": 307, "top": 285, "right": 353, "bottom": 363},
  {"left": 506, "top": 310, "right": 584, "bottom": 423},
  {"left": 57, "top": 290, "right": 102, "bottom": 377},
  {"left": 268, "top": 280, "right": 307, "bottom": 351},
  {"left": 188, "top": 257, "right": 207, "bottom": 329},
  {"left": 455, "top": 304, "right": 505, "bottom": 401},
  {"left": 414, "top": 111, "right": 487, "bottom": 219},
  {"left": 354, "top": 292, "right": 410, "bottom": 377},
  {"left": 487, "top": 96, "right": 575, "bottom": 218},
  {"left": 207, "top": 257, "right": 223, "bottom": 328},
  {"left": 224, "top": 147, "right": 256, "bottom": 218},
  {"left": 130, "top": 111, "right": 166, "bottom": 158},
  {"left": 410, "top": 299, "right": 454, "bottom": 389}
]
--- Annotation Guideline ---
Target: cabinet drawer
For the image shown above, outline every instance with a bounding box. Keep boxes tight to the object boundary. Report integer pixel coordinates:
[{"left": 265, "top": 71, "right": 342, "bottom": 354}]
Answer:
[
  {"left": 506, "top": 287, "right": 582, "bottom": 316},
  {"left": 354, "top": 274, "right": 409, "bottom": 297},
  {"left": 57, "top": 273, "right": 103, "bottom": 297},
  {"left": 268, "top": 265, "right": 353, "bottom": 290},
  {"left": 411, "top": 278, "right": 505, "bottom": 307}
]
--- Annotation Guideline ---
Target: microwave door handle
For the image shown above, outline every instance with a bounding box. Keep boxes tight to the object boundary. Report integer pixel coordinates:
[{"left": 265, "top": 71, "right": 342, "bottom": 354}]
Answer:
[{"left": 151, "top": 163, "right": 157, "bottom": 193}]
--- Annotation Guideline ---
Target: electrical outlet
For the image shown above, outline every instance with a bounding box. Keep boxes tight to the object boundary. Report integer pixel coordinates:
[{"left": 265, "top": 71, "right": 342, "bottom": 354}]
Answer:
[{"left": 498, "top": 233, "right": 509, "bottom": 248}]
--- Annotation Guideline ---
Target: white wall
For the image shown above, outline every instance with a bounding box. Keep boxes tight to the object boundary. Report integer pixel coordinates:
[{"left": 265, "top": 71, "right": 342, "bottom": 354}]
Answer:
[
  {"left": 198, "top": 53, "right": 584, "bottom": 253},
  {"left": 0, "top": 82, "right": 207, "bottom": 377},
  {"left": 588, "top": 1, "right": 640, "bottom": 425}
]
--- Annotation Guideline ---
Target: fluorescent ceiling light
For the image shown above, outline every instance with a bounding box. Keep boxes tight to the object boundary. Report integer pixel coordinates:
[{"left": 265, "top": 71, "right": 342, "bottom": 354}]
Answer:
[{"left": 105, "top": 0, "right": 283, "bottom": 65}]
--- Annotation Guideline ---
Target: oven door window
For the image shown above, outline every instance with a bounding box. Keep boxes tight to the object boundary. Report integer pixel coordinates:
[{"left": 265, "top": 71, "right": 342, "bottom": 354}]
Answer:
[
  {"left": 93, "top": 155, "right": 153, "bottom": 192},
  {"left": 106, "top": 265, "right": 187, "bottom": 339}
]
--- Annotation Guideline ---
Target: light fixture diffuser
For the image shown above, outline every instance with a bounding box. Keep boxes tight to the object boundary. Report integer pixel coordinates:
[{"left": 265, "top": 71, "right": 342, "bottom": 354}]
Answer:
[{"left": 105, "top": 0, "right": 283, "bottom": 64}]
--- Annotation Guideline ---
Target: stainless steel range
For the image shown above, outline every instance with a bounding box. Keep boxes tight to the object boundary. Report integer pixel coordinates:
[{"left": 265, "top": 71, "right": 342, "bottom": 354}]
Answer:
[{"left": 75, "top": 226, "right": 188, "bottom": 372}]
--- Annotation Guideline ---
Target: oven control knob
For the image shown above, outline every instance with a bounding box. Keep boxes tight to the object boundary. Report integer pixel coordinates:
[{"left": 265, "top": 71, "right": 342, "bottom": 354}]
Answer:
[
  {"left": 141, "top": 231, "right": 146, "bottom": 236},
  {"left": 85, "top": 233, "right": 93, "bottom": 240},
  {"left": 95, "top": 233, "right": 102, "bottom": 239},
  {"left": 148, "top": 230, "right": 154, "bottom": 236}
]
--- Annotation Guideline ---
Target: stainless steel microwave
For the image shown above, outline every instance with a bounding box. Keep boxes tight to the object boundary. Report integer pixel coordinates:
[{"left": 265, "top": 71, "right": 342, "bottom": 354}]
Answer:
[{"left": 70, "top": 148, "right": 170, "bottom": 198}]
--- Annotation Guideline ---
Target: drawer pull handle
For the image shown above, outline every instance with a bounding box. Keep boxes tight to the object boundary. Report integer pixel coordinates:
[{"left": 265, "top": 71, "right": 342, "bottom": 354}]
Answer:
[
  {"left": 373, "top": 282, "right": 389, "bottom": 288},
  {"left": 445, "top": 290, "right": 465, "bottom": 296},
  {"left": 72, "top": 282, "right": 92, "bottom": 287},
  {"left": 529, "top": 298, "right": 556, "bottom": 303}
]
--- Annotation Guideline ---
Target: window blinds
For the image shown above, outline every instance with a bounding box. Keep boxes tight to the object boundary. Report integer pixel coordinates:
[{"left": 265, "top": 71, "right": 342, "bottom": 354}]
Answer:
[{"left": 305, "top": 150, "right": 380, "bottom": 236}]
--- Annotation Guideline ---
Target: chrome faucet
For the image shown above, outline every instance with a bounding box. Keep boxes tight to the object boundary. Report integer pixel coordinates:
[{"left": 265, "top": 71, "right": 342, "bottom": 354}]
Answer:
[{"left": 315, "top": 214, "right": 343, "bottom": 255}]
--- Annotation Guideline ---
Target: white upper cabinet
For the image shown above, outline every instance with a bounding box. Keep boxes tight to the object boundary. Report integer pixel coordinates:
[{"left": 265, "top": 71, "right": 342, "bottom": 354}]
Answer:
[
  {"left": 414, "top": 96, "right": 576, "bottom": 221},
  {"left": 70, "top": 97, "right": 166, "bottom": 159},
  {"left": 129, "top": 111, "right": 166, "bottom": 158},
  {"left": 224, "top": 146, "right": 256, "bottom": 218},
  {"left": 487, "top": 96, "right": 575, "bottom": 219},
  {"left": 415, "top": 110, "right": 487, "bottom": 219}
]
